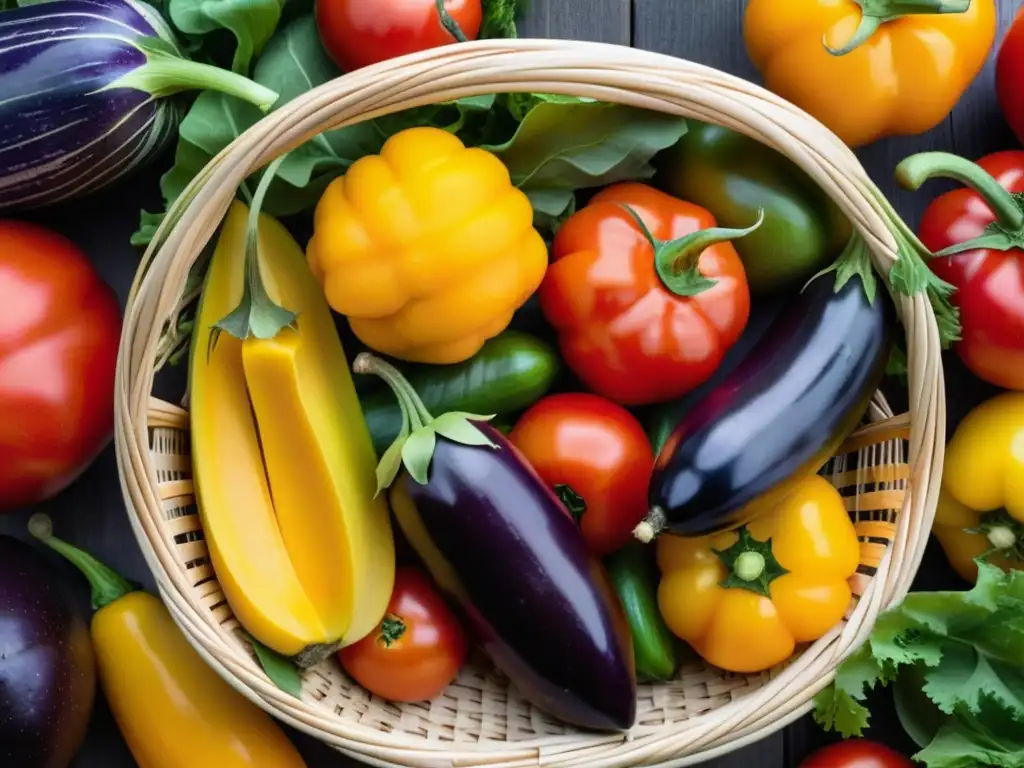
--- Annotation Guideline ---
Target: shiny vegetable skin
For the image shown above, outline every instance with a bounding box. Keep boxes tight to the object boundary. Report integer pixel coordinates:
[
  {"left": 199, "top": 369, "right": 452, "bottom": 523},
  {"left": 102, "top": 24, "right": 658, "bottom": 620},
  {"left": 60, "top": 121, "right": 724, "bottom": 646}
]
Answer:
[
  {"left": 744, "top": 0, "right": 996, "bottom": 149},
  {"left": 658, "top": 122, "right": 850, "bottom": 294},
  {"left": 643, "top": 272, "right": 891, "bottom": 538},
  {"left": 897, "top": 151, "right": 1024, "bottom": 390},
  {"left": 28, "top": 516, "right": 308, "bottom": 768},
  {"left": 799, "top": 740, "right": 914, "bottom": 768},
  {"left": 997, "top": 6, "right": 1024, "bottom": 148},
  {"left": 362, "top": 331, "right": 560, "bottom": 456},
  {"left": 656, "top": 476, "right": 860, "bottom": 674},
  {"left": 0, "top": 221, "right": 122, "bottom": 512},
  {"left": 932, "top": 392, "right": 1024, "bottom": 583},
  {"left": 604, "top": 544, "right": 678, "bottom": 682},
  {"left": 357, "top": 354, "right": 637, "bottom": 731},
  {"left": 0, "top": 536, "right": 95, "bottom": 768}
]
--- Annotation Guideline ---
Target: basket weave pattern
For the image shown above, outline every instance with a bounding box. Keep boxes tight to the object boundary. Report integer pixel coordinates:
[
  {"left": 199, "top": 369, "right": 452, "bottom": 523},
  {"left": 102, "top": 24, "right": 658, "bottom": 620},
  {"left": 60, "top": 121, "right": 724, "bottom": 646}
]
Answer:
[{"left": 116, "top": 39, "right": 946, "bottom": 768}]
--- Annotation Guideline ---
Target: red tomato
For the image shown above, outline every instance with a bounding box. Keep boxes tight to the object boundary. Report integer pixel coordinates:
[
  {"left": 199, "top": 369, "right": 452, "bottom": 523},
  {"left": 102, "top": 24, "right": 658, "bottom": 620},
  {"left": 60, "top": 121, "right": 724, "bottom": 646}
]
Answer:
[
  {"left": 0, "top": 222, "right": 121, "bottom": 512},
  {"left": 338, "top": 567, "right": 467, "bottom": 703},
  {"left": 508, "top": 393, "right": 654, "bottom": 556},
  {"left": 315, "top": 0, "right": 482, "bottom": 73},
  {"left": 997, "top": 6, "right": 1024, "bottom": 147},
  {"left": 800, "top": 740, "right": 915, "bottom": 768}
]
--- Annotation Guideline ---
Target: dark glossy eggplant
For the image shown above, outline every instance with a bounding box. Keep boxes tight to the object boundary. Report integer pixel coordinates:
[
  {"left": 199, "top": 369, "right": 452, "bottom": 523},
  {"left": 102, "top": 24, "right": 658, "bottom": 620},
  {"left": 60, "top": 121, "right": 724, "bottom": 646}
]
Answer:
[
  {"left": 639, "top": 267, "right": 893, "bottom": 539},
  {"left": 0, "top": 535, "right": 96, "bottom": 768},
  {"left": 0, "top": 0, "right": 277, "bottom": 210},
  {"left": 355, "top": 353, "right": 637, "bottom": 732}
]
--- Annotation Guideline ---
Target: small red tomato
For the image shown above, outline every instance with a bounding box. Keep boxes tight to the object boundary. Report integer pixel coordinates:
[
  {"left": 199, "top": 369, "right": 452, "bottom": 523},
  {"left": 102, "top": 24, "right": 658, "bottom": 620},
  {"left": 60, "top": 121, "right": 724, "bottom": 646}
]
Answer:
[
  {"left": 315, "top": 0, "right": 482, "bottom": 73},
  {"left": 0, "top": 221, "right": 121, "bottom": 512},
  {"left": 799, "top": 740, "right": 915, "bottom": 768},
  {"left": 509, "top": 393, "right": 654, "bottom": 556},
  {"left": 338, "top": 567, "right": 467, "bottom": 703}
]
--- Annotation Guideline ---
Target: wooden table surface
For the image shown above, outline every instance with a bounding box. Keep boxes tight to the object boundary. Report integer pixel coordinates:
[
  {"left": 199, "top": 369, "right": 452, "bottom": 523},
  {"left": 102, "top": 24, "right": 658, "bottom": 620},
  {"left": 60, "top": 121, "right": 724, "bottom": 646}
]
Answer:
[{"left": 1, "top": 0, "right": 1019, "bottom": 765}]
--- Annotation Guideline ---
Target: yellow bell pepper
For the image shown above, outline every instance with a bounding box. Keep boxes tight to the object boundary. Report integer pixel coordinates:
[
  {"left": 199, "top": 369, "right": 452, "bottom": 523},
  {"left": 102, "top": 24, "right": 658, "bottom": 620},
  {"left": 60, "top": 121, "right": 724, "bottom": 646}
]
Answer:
[
  {"left": 933, "top": 392, "right": 1024, "bottom": 584},
  {"left": 29, "top": 515, "right": 307, "bottom": 768},
  {"left": 655, "top": 475, "right": 860, "bottom": 674},
  {"left": 307, "top": 126, "right": 549, "bottom": 364},
  {"left": 743, "top": 0, "right": 996, "bottom": 148}
]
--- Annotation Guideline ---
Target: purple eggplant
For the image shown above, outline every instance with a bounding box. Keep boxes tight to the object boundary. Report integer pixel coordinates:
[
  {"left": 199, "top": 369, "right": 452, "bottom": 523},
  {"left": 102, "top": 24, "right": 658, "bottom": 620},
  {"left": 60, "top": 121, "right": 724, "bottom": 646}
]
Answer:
[
  {"left": 355, "top": 353, "right": 637, "bottom": 732},
  {"left": 0, "top": 535, "right": 96, "bottom": 767},
  {"left": 0, "top": 0, "right": 278, "bottom": 210},
  {"left": 637, "top": 253, "right": 894, "bottom": 540}
]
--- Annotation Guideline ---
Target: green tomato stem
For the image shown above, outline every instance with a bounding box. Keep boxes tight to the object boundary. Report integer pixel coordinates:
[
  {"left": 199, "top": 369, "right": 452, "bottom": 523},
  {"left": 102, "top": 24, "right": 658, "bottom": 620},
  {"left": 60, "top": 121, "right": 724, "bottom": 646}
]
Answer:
[
  {"left": 435, "top": 0, "right": 469, "bottom": 42},
  {"left": 896, "top": 152, "right": 1024, "bottom": 232},
  {"left": 620, "top": 204, "right": 764, "bottom": 298},
  {"left": 28, "top": 514, "right": 135, "bottom": 611},
  {"left": 826, "top": 0, "right": 971, "bottom": 56}
]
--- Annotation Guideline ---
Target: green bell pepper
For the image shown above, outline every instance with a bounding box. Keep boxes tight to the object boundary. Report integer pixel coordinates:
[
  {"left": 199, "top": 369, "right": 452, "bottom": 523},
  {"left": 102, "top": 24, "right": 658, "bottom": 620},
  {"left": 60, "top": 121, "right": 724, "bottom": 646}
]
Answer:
[{"left": 657, "top": 122, "right": 851, "bottom": 294}]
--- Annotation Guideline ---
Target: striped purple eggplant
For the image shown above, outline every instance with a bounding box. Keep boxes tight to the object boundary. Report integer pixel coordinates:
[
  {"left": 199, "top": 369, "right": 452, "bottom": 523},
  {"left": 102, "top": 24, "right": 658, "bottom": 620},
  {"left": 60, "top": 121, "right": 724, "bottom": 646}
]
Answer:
[{"left": 0, "top": 0, "right": 278, "bottom": 209}]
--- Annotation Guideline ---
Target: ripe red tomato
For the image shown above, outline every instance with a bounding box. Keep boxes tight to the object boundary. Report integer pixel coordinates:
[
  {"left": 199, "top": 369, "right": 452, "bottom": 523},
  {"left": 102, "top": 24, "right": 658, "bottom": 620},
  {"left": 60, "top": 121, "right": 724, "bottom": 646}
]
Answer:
[
  {"left": 338, "top": 567, "right": 468, "bottom": 703},
  {"left": 509, "top": 393, "right": 655, "bottom": 556},
  {"left": 315, "top": 0, "right": 483, "bottom": 73},
  {"left": 799, "top": 740, "right": 915, "bottom": 768},
  {"left": 0, "top": 222, "right": 121, "bottom": 512}
]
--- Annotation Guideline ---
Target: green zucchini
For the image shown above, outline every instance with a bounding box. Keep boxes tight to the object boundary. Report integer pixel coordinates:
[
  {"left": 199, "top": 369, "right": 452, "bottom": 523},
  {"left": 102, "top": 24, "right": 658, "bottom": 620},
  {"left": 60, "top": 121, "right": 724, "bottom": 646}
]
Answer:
[{"left": 360, "top": 331, "right": 561, "bottom": 456}]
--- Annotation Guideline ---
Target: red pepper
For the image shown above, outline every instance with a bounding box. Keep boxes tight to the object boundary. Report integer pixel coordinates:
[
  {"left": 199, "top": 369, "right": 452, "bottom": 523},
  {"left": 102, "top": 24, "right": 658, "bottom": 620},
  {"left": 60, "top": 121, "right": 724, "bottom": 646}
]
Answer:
[
  {"left": 896, "top": 151, "right": 1024, "bottom": 390},
  {"left": 538, "top": 183, "right": 757, "bottom": 406},
  {"left": 997, "top": 6, "right": 1024, "bottom": 147}
]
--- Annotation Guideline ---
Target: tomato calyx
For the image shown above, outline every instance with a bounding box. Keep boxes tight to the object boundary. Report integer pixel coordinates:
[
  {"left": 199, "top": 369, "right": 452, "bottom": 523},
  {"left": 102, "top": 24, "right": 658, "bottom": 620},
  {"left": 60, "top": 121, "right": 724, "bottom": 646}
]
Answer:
[
  {"left": 826, "top": 0, "right": 971, "bottom": 57},
  {"left": 554, "top": 483, "right": 587, "bottom": 522},
  {"left": 712, "top": 526, "right": 789, "bottom": 598},
  {"left": 433, "top": 0, "right": 469, "bottom": 42},
  {"left": 965, "top": 509, "right": 1024, "bottom": 562},
  {"left": 619, "top": 204, "right": 764, "bottom": 298},
  {"left": 897, "top": 151, "right": 1024, "bottom": 257},
  {"left": 377, "top": 614, "right": 408, "bottom": 647}
]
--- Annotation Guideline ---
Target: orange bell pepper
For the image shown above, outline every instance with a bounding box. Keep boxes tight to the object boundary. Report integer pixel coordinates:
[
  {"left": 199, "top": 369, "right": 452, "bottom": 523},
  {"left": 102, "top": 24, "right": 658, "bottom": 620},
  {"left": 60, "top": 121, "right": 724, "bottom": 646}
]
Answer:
[{"left": 743, "top": 0, "right": 996, "bottom": 148}]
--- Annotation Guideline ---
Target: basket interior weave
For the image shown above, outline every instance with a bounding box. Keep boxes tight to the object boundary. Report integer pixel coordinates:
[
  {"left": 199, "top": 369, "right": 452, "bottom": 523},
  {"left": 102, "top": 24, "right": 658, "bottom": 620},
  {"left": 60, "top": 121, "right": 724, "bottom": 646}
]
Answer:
[{"left": 145, "top": 391, "right": 908, "bottom": 747}]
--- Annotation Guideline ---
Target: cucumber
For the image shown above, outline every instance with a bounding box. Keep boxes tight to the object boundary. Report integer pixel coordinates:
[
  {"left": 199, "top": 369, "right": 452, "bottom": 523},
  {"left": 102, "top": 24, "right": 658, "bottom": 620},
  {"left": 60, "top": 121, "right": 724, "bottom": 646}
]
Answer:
[{"left": 360, "top": 331, "right": 561, "bottom": 456}]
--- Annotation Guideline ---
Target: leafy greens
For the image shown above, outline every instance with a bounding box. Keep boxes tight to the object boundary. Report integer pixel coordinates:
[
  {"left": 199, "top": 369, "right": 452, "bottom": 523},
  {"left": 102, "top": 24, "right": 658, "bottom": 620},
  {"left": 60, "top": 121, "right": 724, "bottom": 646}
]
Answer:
[{"left": 814, "top": 562, "right": 1024, "bottom": 767}]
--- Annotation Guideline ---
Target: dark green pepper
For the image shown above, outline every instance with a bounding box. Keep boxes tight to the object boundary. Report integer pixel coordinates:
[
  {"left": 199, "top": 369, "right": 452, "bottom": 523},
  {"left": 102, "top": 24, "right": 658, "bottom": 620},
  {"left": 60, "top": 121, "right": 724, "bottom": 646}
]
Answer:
[
  {"left": 657, "top": 122, "right": 851, "bottom": 294},
  {"left": 360, "top": 331, "right": 560, "bottom": 456},
  {"left": 604, "top": 543, "right": 678, "bottom": 683}
]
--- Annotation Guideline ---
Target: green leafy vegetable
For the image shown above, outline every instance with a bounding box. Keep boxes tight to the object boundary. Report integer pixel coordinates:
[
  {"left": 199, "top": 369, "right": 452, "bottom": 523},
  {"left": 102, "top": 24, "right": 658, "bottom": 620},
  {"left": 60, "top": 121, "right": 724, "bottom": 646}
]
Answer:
[
  {"left": 483, "top": 100, "right": 689, "bottom": 228},
  {"left": 167, "top": 0, "right": 282, "bottom": 74},
  {"left": 247, "top": 632, "right": 304, "bottom": 700},
  {"left": 480, "top": 0, "right": 528, "bottom": 38},
  {"left": 814, "top": 562, "right": 1024, "bottom": 767}
]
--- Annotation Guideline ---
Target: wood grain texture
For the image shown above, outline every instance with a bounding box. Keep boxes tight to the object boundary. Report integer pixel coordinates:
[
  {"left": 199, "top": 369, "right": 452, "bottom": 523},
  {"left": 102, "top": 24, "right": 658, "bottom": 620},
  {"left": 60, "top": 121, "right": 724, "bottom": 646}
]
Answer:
[{"left": 0, "top": 0, "right": 1017, "bottom": 766}]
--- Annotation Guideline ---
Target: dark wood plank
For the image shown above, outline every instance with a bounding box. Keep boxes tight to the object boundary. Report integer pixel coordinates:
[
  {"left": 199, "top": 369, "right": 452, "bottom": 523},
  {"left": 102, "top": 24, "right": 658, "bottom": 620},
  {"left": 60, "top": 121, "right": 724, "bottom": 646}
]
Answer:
[{"left": 518, "top": 0, "right": 630, "bottom": 43}]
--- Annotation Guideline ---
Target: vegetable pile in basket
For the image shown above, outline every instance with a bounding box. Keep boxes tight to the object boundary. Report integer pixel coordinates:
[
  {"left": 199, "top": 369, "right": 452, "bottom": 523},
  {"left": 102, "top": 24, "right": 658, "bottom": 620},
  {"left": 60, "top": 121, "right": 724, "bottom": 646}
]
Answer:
[{"left": 6, "top": 0, "right": 1024, "bottom": 766}]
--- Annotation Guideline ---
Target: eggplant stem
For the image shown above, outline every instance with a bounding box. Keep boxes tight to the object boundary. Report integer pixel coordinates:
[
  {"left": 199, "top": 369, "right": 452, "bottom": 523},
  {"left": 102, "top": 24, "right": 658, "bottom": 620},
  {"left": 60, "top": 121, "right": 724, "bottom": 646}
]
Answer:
[
  {"left": 28, "top": 513, "right": 135, "bottom": 611},
  {"left": 353, "top": 353, "right": 434, "bottom": 431},
  {"left": 633, "top": 506, "right": 667, "bottom": 544}
]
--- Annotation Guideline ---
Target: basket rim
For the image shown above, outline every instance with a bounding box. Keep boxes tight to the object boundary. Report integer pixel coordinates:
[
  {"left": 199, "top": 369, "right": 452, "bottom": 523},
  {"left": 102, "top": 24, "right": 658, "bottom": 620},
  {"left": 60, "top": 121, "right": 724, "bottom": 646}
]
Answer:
[{"left": 113, "top": 37, "right": 947, "bottom": 768}]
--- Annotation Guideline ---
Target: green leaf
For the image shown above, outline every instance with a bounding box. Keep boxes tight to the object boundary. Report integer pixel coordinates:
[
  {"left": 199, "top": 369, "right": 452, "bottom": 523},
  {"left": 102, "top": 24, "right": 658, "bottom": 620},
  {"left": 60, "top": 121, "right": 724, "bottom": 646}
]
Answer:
[
  {"left": 482, "top": 101, "right": 688, "bottom": 226},
  {"left": 131, "top": 210, "right": 166, "bottom": 247},
  {"left": 167, "top": 0, "right": 283, "bottom": 74},
  {"left": 247, "top": 633, "right": 304, "bottom": 700},
  {"left": 888, "top": 231, "right": 961, "bottom": 349},
  {"left": 431, "top": 411, "right": 498, "bottom": 446},
  {"left": 480, "top": 0, "right": 528, "bottom": 39},
  {"left": 375, "top": 436, "right": 408, "bottom": 496},
  {"left": 887, "top": 340, "right": 908, "bottom": 382},
  {"left": 817, "top": 562, "right": 1024, "bottom": 766},
  {"left": 812, "top": 685, "right": 871, "bottom": 739},
  {"left": 401, "top": 428, "right": 437, "bottom": 485},
  {"left": 808, "top": 233, "right": 877, "bottom": 304}
]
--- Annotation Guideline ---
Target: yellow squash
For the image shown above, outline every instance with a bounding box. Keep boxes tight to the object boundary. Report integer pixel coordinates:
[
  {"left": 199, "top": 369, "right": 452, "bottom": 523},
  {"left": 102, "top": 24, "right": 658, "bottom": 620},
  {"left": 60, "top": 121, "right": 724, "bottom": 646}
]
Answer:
[
  {"left": 191, "top": 201, "right": 395, "bottom": 662},
  {"left": 29, "top": 515, "right": 308, "bottom": 768}
]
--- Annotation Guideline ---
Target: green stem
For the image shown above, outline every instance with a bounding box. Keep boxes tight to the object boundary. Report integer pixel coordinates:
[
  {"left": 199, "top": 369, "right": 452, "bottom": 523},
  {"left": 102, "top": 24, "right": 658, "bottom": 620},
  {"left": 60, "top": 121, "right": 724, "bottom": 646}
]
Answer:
[
  {"left": 826, "top": 0, "right": 971, "bottom": 56},
  {"left": 554, "top": 484, "right": 587, "bottom": 522},
  {"left": 353, "top": 353, "right": 434, "bottom": 432},
  {"left": 713, "top": 527, "right": 789, "bottom": 599},
  {"left": 109, "top": 38, "right": 279, "bottom": 112},
  {"left": 435, "top": 0, "right": 469, "bottom": 42},
  {"left": 896, "top": 152, "right": 1024, "bottom": 231},
  {"left": 212, "top": 156, "right": 297, "bottom": 345},
  {"left": 378, "top": 614, "right": 407, "bottom": 647},
  {"left": 28, "top": 514, "right": 135, "bottom": 611},
  {"left": 621, "top": 205, "right": 765, "bottom": 298}
]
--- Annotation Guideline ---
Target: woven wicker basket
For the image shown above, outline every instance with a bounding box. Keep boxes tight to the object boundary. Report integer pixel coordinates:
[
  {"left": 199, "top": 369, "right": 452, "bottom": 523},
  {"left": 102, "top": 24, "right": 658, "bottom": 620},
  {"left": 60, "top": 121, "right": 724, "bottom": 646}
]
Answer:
[{"left": 115, "top": 39, "right": 947, "bottom": 768}]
